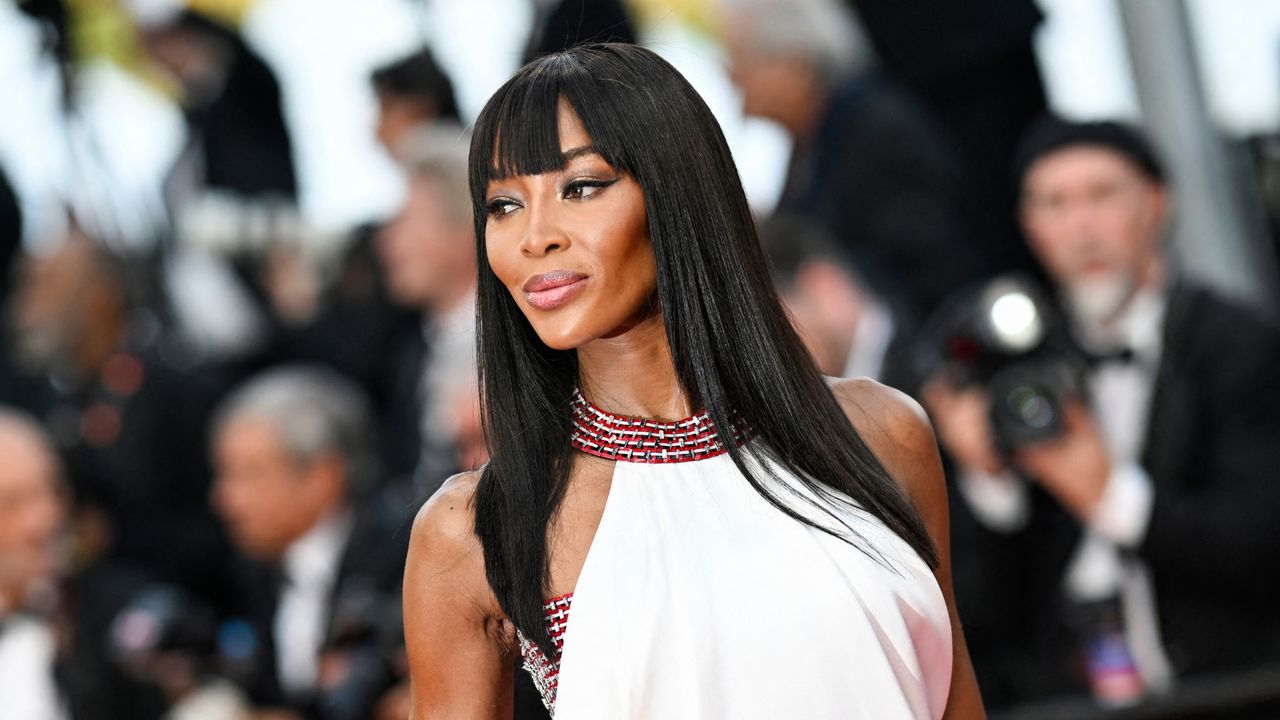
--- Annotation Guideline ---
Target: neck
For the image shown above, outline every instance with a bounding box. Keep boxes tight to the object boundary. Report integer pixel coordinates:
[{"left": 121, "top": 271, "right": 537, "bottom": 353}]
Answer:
[
  {"left": 1136, "top": 254, "right": 1167, "bottom": 296},
  {"left": 1103, "top": 256, "right": 1168, "bottom": 330},
  {"left": 825, "top": 321, "right": 860, "bottom": 377},
  {"left": 780, "top": 71, "right": 829, "bottom": 143},
  {"left": 576, "top": 310, "right": 691, "bottom": 420},
  {"left": 825, "top": 288, "right": 869, "bottom": 377},
  {"left": 0, "top": 584, "right": 18, "bottom": 616}
]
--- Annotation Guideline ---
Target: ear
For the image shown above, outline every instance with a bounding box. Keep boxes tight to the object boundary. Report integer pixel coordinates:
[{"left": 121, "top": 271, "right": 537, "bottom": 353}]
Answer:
[
  {"left": 1017, "top": 193, "right": 1041, "bottom": 246},
  {"left": 306, "top": 452, "right": 349, "bottom": 505},
  {"left": 1146, "top": 183, "right": 1171, "bottom": 227}
]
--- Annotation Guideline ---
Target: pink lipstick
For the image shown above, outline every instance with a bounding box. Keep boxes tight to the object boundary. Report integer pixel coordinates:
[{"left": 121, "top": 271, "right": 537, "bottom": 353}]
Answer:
[{"left": 523, "top": 270, "right": 588, "bottom": 310}]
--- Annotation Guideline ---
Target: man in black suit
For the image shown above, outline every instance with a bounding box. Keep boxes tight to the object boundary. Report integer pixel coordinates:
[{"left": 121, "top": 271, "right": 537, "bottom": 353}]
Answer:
[
  {"left": 923, "top": 119, "right": 1280, "bottom": 709},
  {"left": 723, "top": 0, "right": 982, "bottom": 324},
  {"left": 850, "top": 0, "right": 1049, "bottom": 284},
  {"left": 757, "top": 213, "right": 912, "bottom": 391},
  {"left": 210, "top": 366, "right": 413, "bottom": 720}
]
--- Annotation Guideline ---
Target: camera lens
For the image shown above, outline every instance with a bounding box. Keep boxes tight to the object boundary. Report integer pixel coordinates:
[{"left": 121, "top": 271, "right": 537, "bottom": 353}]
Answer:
[{"left": 1006, "top": 384, "right": 1055, "bottom": 430}]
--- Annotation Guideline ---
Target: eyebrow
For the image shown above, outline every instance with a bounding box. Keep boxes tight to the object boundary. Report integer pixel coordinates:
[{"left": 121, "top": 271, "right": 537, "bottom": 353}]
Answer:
[
  {"left": 561, "top": 144, "right": 601, "bottom": 163},
  {"left": 485, "top": 144, "right": 605, "bottom": 189}
]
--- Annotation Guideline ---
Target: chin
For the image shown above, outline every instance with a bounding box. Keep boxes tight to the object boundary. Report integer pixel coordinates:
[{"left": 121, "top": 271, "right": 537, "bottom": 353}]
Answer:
[
  {"left": 531, "top": 323, "right": 588, "bottom": 352},
  {"left": 230, "top": 531, "right": 273, "bottom": 559},
  {"left": 1064, "top": 273, "right": 1136, "bottom": 324}
]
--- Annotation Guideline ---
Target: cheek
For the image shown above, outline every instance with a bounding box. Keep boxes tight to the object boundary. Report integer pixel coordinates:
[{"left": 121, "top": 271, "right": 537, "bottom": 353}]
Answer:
[
  {"left": 593, "top": 216, "right": 656, "bottom": 307},
  {"left": 1124, "top": 205, "right": 1161, "bottom": 255},
  {"left": 597, "top": 196, "right": 652, "bottom": 269},
  {"left": 0, "top": 508, "right": 17, "bottom": 547},
  {"left": 483, "top": 230, "right": 520, "bottom": 291},
  {"left": 213, "top": 478, "right": 250, "bottom": 521},
  {"left": 1025, "top": 221, "right": 1066, "bottom": 265}
]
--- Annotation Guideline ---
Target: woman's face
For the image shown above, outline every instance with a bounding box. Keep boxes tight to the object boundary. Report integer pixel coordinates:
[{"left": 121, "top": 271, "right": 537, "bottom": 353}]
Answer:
[{"left": 483, "top": 100, "right": 657, "bottom": 351}]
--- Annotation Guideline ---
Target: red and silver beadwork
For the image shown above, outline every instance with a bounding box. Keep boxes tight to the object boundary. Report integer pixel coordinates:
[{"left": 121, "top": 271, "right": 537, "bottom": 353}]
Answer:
[
  {"left": 570, "top": 389, "right": 746, "bottom": 463},
  {"left": 518, "top": 592, "right": 573, "bottom": 715}
]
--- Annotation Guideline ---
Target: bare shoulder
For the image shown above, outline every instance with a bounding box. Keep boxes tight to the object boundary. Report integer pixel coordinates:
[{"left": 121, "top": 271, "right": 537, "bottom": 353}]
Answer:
[
  {"left": 829, "top": 377, "right": 937, "bottom": 468},
  {"left": 413, "top": 471, "right": 481, "bottom": 546},
  {"left": 404, "top": 471, "right": 517, "bottom": 717},
  {"left": 407, "top": 470, "right": 490, "bottom": 602},
  {"left": 828, "top": 377, "right": 946, "bottom": 516}
]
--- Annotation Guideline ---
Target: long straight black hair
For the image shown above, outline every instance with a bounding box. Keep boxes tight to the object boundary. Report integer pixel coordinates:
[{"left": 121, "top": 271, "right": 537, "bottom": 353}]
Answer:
[{"left": 468, "top": 44, "right": 937, "bottom": 658}]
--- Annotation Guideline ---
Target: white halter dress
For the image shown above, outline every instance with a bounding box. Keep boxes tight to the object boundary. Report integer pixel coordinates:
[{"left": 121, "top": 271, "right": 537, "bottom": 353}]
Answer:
[{"left": 519, "top": 392, "right": 953, "bottom": 719}]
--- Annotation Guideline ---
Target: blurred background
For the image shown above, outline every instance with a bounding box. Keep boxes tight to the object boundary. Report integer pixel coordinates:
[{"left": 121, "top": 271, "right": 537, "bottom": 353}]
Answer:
[{"left": 1, "top": 0, "right": 1279, "bottom": 719}]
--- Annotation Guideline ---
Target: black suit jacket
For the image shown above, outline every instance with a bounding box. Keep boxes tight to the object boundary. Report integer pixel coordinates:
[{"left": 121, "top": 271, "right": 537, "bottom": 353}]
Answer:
[
  {"left": 779, "top": 71, "right": 985, "bottom": 324},
  {"left": 1135, "top": 285, "right": 1280, "bottom": 673},
  {"left": 228, "top": 490, "right": 416, "bottom": 720},
  {"left": 949, "top": 283, "right": 1280, "bottom": 707}
]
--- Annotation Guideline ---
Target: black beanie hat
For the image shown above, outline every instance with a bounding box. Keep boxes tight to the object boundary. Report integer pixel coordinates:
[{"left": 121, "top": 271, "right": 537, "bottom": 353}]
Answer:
[{"left": 1013, "top": 116, "right": 1166, "bottom": 188}]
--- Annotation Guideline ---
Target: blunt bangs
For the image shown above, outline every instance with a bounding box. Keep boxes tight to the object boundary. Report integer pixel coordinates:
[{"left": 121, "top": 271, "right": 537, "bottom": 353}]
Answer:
[{"left": 467, "top": 47, "right": 648, "bottom": 216}]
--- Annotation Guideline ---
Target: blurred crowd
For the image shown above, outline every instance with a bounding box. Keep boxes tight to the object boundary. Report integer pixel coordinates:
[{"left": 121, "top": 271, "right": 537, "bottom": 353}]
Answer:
[{"left": 2, "top": 1, "right": 1279, "bottom": 719}]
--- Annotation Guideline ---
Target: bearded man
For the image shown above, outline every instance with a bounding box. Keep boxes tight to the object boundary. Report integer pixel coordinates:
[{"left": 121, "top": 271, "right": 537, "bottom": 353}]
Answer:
[{"left": 924, "top": 118, "right": 1280, "bottom": 707}]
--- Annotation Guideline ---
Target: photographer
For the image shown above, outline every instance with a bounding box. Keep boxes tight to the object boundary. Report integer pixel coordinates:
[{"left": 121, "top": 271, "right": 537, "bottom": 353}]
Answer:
[{"left": 923, "top": 119, "right": 1280, "bottom": 706}]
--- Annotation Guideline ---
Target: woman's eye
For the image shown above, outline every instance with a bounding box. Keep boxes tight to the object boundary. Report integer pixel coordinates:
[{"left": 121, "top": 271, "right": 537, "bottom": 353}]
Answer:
[
  {"left": 486, "top": 199, "right": 519, "bottom": 217},
  {"left": 563, "top": 177, "right": 618, "bottom": 201}
]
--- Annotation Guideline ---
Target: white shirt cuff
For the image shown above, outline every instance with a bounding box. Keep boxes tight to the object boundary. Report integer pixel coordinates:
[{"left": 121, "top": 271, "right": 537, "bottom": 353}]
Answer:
[
  {"left": 1088, "top": 461, "right": 1154, "bottom": 548},
  {"left": 957, "top": 467, "right": 1029, "bottom": 532}
]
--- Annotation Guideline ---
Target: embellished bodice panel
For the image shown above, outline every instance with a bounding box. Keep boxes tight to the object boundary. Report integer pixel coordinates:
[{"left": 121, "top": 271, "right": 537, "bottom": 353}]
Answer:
[
  {"left": 518, "top": 593, "right": 573, "bottom": 715},
  {"left": 517, "top": 389, "right": 953, "bottom": 718}
]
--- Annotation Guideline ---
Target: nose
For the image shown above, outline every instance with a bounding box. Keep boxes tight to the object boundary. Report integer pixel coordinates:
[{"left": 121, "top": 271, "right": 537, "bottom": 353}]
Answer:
[
  {"left": 1049, "top": 197, "right": 1098, "bottom": 240},
  {"left": 519, "top": 202, "right": 569, "bottom": 258}
]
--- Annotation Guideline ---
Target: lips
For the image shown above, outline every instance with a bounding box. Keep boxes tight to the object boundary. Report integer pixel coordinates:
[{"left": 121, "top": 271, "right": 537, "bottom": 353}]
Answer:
[{"left": 523, "top": 270, "right": 588, "bottom": 310}]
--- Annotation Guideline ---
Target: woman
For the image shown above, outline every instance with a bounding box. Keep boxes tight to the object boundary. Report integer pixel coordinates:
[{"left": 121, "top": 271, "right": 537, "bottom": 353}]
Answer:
[{"left": 404, "top": 43, "right": 984, "bottom": 719}]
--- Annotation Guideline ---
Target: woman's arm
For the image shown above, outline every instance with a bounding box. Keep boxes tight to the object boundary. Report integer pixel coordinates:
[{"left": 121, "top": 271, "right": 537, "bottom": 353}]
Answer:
[
  {"left": 403, "top": 472, "right": 514, "bottom": 720},
  {"left": 833, "top": 378, "right": 987, "bottom": 720}
]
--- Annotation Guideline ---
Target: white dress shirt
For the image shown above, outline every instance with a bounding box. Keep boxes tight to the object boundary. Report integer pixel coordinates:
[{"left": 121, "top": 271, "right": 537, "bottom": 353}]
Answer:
[
  {"left": 422, "top": 291, "right": 478, "bottom": 444},
  {"left": 274, "top": 509, "right": 353, "bottom": 697},
  {"left": 414, "top": 291, "right": 479, "bottom": 491},
  {"left": 0, "top": 614, "right": 66, "bottom": 720},
  {"left": 957, "top": 287, "right": 1174, "bottom": 691},
  {"left": 842, "top": 297, "right": 895, "bottom": 382}
]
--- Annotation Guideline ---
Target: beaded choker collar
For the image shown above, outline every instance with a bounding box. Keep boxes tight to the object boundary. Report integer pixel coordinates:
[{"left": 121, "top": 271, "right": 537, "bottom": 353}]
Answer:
[{"left": 570, "top": 389, "right": 747, "bottom": 464}]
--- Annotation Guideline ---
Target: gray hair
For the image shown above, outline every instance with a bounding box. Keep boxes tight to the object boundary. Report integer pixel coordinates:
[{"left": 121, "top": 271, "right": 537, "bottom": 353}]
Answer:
[
  {"left": 213, "top": 366, "right": 376, "bottom": 494},
  {"left": 726, "top": 0, "right": 874, "bottom": 87},
  {"left": 396, "top": 121, "right": 474, "bottom": 229}
]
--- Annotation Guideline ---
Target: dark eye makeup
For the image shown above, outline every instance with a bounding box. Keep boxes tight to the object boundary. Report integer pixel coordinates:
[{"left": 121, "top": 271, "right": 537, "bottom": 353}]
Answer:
[
  {"left": 484, "top": 175, "right": 621, "bottom": 219},
  {"left": 562, "top": 176, "right": 620, "bottom": 201},
  {"left": 485, "top": 197, "right": 520, "bottom": 218}
]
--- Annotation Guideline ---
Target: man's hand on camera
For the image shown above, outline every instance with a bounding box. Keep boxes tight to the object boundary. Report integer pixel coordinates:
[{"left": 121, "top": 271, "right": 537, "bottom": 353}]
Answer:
[
  {"left": 1012, "top": 400, "right": 1111, "bottom": 521},
  {"left": 922, "top": 378, "right": 1005, "bottom": 476}
]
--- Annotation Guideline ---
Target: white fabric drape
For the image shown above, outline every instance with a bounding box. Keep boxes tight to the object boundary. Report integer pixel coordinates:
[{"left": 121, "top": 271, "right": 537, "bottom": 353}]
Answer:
[{"left": 553, "top": 450, "right": 952, "bottom": 719}]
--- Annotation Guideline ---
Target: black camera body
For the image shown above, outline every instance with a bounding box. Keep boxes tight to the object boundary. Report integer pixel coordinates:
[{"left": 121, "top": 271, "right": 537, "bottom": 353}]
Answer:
[{"left": 917, "top": 276, "right": 1090, "bottom": 453}]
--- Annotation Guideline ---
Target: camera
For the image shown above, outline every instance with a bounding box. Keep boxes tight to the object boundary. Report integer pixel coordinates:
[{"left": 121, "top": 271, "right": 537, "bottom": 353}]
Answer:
[
  {"left": 314, "top": 580, "right": 406, "bottom": 720},
  {"left": 108, "top": 584, "right": 219, "bottom": 672},
  {"left": 915, "top": 275, "right": 1090, "bottom": 452}
]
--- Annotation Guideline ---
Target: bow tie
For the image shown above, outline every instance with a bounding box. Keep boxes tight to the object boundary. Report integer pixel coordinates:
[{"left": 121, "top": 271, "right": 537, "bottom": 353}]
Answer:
[{"left": 1091, "top": 346, "right": 1137, "bottom": 366}]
